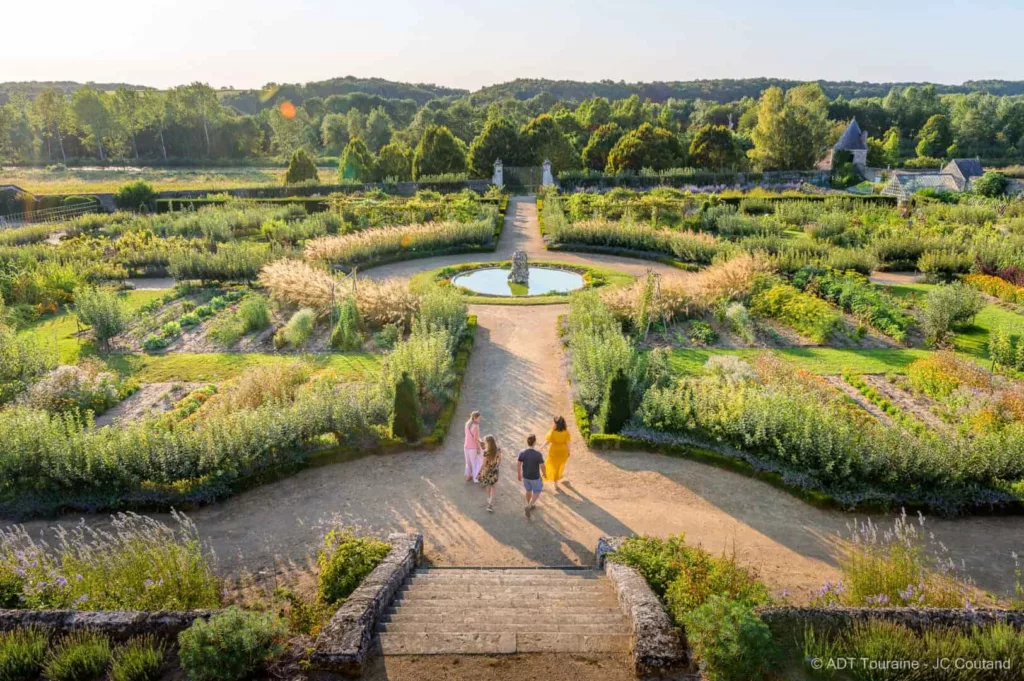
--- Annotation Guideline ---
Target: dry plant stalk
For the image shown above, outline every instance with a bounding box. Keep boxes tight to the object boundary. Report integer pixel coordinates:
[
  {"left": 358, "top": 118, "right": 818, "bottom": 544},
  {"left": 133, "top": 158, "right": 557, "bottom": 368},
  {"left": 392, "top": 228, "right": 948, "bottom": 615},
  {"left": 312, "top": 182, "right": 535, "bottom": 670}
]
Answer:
[{"left": 258, "top": 259, "right": 339, "bottom": 311}]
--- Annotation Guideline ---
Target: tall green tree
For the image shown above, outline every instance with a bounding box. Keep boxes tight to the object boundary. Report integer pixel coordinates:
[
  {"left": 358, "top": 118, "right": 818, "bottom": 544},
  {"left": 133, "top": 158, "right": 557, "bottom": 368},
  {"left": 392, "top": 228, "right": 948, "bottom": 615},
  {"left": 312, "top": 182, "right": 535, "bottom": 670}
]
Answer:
[
  {"left": 688, "top": 124, "right": 742, "bottom": 169},
  {"left": 412, "top": 125, "right": 467, "bottom": 179},
  {"left": 339, "top": 138, "right": 374, "bottom": 181},
  {"left": 112, "top": 88, "right": 146, "bottom": 160},
  {"left": 747, "top": 84, "right": 829, "bottom": 170},
  {"left": 520, "top": 114, "right": 580, "bottom": 171},
  {"left": 72, "top": 87, "right": 117, "bottom": 161},
  {"left": 882, "top": 126, "right": 901, "bottom": 166},
  {"left": 320, "top": 113, "right": 350, "bottom": 155},
  {"left": 33, "top": 88, "right": 70, "bottom": 163},
  {"left": 606, "top": 123, "right": 682, "bottom": 172},
  {"left": 285, "top": 148, "right": 319, "bottom": 184},
  {"left": 467, "top": 118, "right": 519, "bottom": 177},
  {"left": 374, "top": 141, "right": 413, "bottom": 182},
  {"left": 915, "top": 114, "right": 953, "bottom": 159},
  {"left": 581, "top": 123, "right": 623, "bottom": 171},
  {"left": 179, "top": 82, "right": 220, "bottom": 156},
  {"left": 364, "top": 107, "right": 393, "bottom": 152}
]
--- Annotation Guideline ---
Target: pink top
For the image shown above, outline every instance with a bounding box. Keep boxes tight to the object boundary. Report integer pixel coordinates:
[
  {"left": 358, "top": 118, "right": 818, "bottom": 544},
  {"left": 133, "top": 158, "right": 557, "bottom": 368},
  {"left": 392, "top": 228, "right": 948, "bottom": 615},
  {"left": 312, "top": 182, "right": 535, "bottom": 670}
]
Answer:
[{"left": 464, "top": 422, "right": 480, "bottom": 450}]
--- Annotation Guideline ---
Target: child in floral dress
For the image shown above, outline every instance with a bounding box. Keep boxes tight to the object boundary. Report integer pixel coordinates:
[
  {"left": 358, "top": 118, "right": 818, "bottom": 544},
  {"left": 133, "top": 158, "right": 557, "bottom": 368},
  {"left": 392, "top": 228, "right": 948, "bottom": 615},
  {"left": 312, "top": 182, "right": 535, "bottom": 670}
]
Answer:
[{"left": 479, "top": 435, "right": 501, "bottom": 512}]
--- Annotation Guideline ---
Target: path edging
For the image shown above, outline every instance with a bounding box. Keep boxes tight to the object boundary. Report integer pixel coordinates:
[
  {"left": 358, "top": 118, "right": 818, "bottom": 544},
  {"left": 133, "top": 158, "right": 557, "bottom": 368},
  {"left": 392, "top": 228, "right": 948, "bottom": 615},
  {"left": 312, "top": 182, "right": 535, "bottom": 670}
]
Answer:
[
  {"left": 0, "top": 608, "right": 217, "bottom": 639},
  {"left": 597, "top": 536, "right": 690, "bottom": 676},
  {"left": 309, "top": 532, "right": 422, "bottom": 678}
]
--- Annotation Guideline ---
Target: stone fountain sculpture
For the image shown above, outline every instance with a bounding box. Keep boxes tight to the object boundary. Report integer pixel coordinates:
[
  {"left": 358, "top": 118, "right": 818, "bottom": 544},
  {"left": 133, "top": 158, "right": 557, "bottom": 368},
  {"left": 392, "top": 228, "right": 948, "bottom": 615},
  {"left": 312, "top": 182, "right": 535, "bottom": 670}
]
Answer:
[{"left": 508, "top": 249, "right": 529, "bottom": 285}]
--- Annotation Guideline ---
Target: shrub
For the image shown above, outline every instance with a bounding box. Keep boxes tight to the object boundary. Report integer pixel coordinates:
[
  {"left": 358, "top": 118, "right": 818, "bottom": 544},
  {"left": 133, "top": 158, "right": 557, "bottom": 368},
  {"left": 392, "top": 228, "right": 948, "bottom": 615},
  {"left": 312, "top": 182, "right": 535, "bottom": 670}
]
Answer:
[
  {"left": 907, "top": 351, "right": 991, "bottom": 402},
  {"left": 0, "top": 512, "right": 222, "bottom": 611},
  {"left": 373, "top": 324, "right": 401, "bottom": 350},
  {"left": 792, "top": 268, "right": 914, "bottom": 342},
  {"left": 918, "top": 250, "right": 972, "bottom": 282},
  {"left": 973, "top": 171, "right": 1010, "bottom": 197},
  {"left": 274, "top": 308, "right": 316, "bottom": 349},
  {"left": 597, "top": 368, "right": 632, "bottom": 435},
  {"left": 74, "top": 287, "right": 129, "bottom": 350},
  {"left": 682, "top": 596, "right": 777, "bottom": 681},
  {"left": 964, "top": 273, "right": 1024, "bottom": 304},
  {"left": 21, "top": 363, "right": 120, "bottom": 415},
  {"left": 687, "top": 320, "right": 718, "bottom": 345},
  {"left": 284, "top": 148, "right": 319, "bottom": 185},
  {"left": 414, "top": 286, "right": 467, "bottom": 347},
  {"left": 316, "top": 529, "right": 391, "bottom": 605},
  {"left": 813, "top": 513, "right": 973, "bottom": 608},
  {"left": 178, "top": 608, "right": 286, "bottom": 681},
  {"left": 200, "top": 362, "right": 312, "bottom": 416},
  {"left": 825, "top": 248, "right": 877, "bottom": 276},
  {"left": 113, "top": 181, "right": 155, "bottom": 211},
  {"left": 238, "top": 295, "right": 270, "bottom": 332},
  {"left": 391, "top": 372, "right": 422, "bottom": 441},
  {"left": 750, "top": 278, "right": 842, "bottom": 343},
  {"left": 0, "top": 627, "right": 48, "bottom": 681},
  {"left": 109, "top": 636, "right": 165, "bottom": 681},
  {"left": 43, "top": 631, "right": 112, "bottom": 681},
  {"left": 922, "top": 282, "right": 985, "bottom": 345},
  {"left": 330, "top": 297, "right": 362, "bottom": 350},
  {"left": 566, "top": 292, "right": 639, "bottom": 415}
]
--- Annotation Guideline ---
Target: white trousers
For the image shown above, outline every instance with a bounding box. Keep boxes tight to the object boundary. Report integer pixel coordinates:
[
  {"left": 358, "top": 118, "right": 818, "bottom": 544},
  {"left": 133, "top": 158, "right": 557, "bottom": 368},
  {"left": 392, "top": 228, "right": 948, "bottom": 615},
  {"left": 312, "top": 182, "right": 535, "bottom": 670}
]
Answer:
[{"left": 464, "top": 448, "right": 483, "bottom": 481}]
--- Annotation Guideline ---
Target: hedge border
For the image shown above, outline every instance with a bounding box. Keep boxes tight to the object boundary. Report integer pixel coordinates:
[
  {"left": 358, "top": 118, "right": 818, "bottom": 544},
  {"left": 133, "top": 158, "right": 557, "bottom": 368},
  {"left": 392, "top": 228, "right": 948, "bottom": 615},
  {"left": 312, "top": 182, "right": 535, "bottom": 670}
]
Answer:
[
  {"left": 1, "top": 317, "right": 478, "bottom": 519},
  {"left": 333, "top": 197, "right": 508, "bottom": 274}
]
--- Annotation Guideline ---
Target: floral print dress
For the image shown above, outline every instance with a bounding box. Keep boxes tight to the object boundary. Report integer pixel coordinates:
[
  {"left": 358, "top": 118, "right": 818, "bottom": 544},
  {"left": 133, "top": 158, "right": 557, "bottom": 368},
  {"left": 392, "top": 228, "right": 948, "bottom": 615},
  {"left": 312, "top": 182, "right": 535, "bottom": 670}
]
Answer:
[{"left": 478, "top": 450, "right": 500, "bottom": 486}]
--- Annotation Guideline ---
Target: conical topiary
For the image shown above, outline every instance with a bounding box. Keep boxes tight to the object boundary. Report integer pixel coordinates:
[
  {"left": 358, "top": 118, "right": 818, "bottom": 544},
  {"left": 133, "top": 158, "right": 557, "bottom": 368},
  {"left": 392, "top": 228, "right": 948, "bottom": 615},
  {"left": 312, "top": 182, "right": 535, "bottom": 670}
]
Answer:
[
  {"left": 597, "top": 368, "right": 631, "bottom": 435},
  {"left": 392, "top": 372, "right": 422, "bottom": 442}
]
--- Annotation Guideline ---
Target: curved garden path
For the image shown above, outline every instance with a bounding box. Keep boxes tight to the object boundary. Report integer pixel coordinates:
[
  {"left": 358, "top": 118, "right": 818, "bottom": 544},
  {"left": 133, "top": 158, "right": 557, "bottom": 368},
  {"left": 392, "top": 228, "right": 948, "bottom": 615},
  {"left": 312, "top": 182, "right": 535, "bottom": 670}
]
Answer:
[{"left": 21, "top": 198, "right": 1024, "bottom": 601}]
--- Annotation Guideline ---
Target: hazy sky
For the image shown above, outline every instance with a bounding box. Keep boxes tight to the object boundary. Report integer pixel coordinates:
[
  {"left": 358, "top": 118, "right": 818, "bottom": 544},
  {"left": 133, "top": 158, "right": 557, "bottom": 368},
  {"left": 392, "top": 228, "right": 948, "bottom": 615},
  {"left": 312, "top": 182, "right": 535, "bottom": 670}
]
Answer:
[{"left": 3, "top": 0, "right": 1022, "bottom": 91}]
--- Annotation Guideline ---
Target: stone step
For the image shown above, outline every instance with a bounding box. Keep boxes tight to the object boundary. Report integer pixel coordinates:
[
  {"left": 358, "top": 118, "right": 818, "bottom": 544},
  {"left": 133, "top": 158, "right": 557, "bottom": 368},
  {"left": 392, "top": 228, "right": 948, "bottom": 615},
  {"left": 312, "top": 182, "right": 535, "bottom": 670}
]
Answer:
[
  {"left": 379, "top": 621, "right": 628, "bottom": 635},
  {"left": 381, "top": 612, "right": 629, "bottom": 626},
  {"left": 387, "top": 605, "right": 625, "bottom": 617},
  {"left": 378, "top": 631, "right": 631, "bottom": 655},
  {"left": 400, "top": 587, "right": 615, "bottom": 599},
  {"left": 407, "top": 577, "right": 610, "bottom": 587},
  {"left": 394, "top": 594, "right": 621, "bottom": 608}
]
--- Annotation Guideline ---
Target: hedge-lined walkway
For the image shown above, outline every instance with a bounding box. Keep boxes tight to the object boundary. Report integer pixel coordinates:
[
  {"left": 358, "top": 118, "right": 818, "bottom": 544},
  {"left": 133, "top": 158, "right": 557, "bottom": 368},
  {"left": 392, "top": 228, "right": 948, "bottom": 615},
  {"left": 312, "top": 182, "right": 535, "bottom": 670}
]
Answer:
[{"left": 20, "top": 198, "right": 1024, "bottom": 602}]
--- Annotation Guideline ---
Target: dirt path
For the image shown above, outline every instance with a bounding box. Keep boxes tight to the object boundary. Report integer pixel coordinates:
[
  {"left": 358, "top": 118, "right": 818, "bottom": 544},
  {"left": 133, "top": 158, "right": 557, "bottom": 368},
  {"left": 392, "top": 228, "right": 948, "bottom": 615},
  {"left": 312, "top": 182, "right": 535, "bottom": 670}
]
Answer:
[{"left": 17, "top": 198, "right": 1024, "bottom": 602}]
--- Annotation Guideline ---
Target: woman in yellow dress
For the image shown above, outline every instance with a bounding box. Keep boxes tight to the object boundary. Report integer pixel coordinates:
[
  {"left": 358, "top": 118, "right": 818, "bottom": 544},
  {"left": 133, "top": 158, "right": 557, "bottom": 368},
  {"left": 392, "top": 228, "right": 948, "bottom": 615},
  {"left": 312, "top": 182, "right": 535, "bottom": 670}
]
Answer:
[{"left": 542, "top": 415, "right": 571, "bottom": 492}]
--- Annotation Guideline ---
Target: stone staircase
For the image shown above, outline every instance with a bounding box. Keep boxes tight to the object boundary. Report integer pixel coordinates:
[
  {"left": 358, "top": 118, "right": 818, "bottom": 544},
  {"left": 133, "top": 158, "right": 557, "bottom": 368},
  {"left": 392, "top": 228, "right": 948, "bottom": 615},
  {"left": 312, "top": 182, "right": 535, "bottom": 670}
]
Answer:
[{"left": 377, "top": 567, "right": 632, "bottom": 655}]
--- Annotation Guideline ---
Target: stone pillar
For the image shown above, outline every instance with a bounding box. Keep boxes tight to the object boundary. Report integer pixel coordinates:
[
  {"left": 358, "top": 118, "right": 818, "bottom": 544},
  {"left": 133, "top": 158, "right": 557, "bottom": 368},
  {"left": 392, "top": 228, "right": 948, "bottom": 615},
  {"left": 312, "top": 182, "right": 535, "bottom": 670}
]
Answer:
[
  {"left": 541, "top": 159, "right": 554, "bottom": 187},
  {"left": 492, "top": 159, "right": 503, "bottom": 188}
]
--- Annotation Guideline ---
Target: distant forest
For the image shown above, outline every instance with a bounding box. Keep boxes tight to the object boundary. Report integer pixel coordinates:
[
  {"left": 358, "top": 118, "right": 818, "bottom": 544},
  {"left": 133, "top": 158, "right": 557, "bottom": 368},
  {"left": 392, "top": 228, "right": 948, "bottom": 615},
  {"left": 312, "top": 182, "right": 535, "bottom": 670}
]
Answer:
[{"left": 2, "top": 75, "right": 1023, "bottom": 177}]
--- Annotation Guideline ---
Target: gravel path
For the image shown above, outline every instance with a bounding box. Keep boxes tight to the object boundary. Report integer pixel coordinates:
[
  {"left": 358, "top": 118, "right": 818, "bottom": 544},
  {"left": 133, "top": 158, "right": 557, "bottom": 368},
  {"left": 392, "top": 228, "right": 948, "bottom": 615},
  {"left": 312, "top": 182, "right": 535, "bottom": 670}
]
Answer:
[{"left": 18, "top": 198, "right": 1024, "bottom": 601}]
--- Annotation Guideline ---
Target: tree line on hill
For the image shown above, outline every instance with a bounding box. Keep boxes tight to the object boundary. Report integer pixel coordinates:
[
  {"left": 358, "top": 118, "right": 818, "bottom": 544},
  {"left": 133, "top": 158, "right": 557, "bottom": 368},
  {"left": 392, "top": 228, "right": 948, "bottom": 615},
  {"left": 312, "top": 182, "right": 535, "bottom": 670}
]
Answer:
[{"left": 1, "top": 77, "right": 1023, "bottom": 179}]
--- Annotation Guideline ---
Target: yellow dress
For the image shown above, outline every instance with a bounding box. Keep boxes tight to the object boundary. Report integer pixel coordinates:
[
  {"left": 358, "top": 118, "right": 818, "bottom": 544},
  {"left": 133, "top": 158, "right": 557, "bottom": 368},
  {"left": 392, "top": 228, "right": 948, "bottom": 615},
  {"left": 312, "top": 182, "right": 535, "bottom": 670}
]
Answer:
[{"left": 543, "top": 429, "right": 571, "bottom": 482}]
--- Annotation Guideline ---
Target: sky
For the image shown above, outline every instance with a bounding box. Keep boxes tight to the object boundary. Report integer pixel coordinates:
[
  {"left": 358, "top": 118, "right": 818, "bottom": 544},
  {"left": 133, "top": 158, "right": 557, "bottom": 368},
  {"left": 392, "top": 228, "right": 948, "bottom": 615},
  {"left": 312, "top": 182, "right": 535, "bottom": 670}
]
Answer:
[{"left": 2, "top": 0, "right": 1022, "bottom": 91}]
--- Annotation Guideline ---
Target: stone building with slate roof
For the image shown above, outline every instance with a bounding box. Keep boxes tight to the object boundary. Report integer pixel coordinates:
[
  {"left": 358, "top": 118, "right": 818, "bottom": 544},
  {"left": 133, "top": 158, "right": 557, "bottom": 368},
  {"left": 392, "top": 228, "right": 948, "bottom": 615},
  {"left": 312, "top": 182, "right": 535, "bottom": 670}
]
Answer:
[
  {"left": 817, "top": 119, "right": 868, "bottom": 172},
  {"left": 880, "top": 159, "right": 987, "bottom": 202}
]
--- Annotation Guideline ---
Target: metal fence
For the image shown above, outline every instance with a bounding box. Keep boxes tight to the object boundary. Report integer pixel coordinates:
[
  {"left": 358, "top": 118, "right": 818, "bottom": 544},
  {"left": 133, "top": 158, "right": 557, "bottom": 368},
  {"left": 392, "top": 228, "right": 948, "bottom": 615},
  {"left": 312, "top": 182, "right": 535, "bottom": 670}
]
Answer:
[{"left": 0, "top": 202, "right": 98, "bottom": 231}]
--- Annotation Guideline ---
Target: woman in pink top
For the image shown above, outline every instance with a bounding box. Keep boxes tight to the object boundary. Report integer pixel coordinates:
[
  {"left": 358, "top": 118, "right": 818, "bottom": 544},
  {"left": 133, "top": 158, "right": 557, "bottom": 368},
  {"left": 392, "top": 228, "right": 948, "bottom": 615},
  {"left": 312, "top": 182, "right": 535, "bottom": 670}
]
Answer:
[{"left": 464, "top": 411, "right": 484, "bottom": 482}]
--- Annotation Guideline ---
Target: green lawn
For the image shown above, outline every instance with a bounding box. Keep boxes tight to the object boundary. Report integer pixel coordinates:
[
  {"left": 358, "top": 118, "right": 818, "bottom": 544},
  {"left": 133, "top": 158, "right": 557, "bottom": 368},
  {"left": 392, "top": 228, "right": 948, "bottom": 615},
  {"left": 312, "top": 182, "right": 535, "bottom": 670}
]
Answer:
[
  {"left": 17, "top": 290, "right": 379, "bottom": 383},
  {"left": 666, "top": 347, "right": 933, "bottom": 376}
]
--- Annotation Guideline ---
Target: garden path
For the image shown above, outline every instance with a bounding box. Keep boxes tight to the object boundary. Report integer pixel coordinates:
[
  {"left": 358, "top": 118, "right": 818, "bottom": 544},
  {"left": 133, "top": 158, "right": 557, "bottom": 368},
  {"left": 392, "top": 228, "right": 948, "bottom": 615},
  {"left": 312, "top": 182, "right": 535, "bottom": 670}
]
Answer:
[{"left": 20, "top": 198, "right": 1024, "bottom": 602}]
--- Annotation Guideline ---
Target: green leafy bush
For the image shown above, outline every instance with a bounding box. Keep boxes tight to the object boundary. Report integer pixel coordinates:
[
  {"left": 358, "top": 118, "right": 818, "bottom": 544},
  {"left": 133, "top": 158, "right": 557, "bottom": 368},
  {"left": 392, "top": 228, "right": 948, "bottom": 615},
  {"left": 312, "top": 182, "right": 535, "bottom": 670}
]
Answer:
[
  {"left": 178, "top": 608, "right": 286, "bottom": 681},
  {"left": 238, "top": 296, "right": 270, "bottom": 332},
  {"left": 391, "top": 371, "right": 422, "bottom": 441},
  {"left": 682, "top": 596, "right": 777, "bottom": 681},
  {"left": 316, "top": 529, "right": 391, "bottom": 605},
  {"left": 110, "top": 635, "right": 165, "bottom": 681},
  {"left": 687, "top": 320, "right": 718, "bottom": 345},
  {"left": 74, "top": 287, "right": 129, "bottom": 351},
  {"left": 113, "top": 181, "right": 155, "bottom": 211},
  {"left": 43, "top": 631, "right": 112, "bottom": 681},
  {"left": 973, "top": 171, "right": 1010, "bottom": 197},
  {"left": 922, "top": 282, "right": 985, "bottom": 345},
  {"left": 0, "top": 627, "right": 49, "bottom": 681},
  {"left": 750, "top": 277, "right": 842, "bottom": 343},
  {"left": 792, "top": 267, "right": 913, "bottom": 342},
  {"left": 917, "top": 250, "right": 972, "bottom": 282}
]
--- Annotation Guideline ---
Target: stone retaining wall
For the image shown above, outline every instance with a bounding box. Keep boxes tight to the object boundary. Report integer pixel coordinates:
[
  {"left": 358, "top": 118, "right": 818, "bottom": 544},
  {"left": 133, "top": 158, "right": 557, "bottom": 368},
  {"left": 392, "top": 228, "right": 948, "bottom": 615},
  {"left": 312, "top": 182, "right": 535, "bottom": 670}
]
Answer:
[
  {"left": 760, "top": 606, "right": 1024, "bottom": 641},
  {"left": 308, "top": 532, "right": 423, "bottom": 678},
  {"left": 597, "top": 536, "right": 690, "bottom": 676},
  {"left": 0, "top": 608, "right": 216, "bottom": 640}
]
